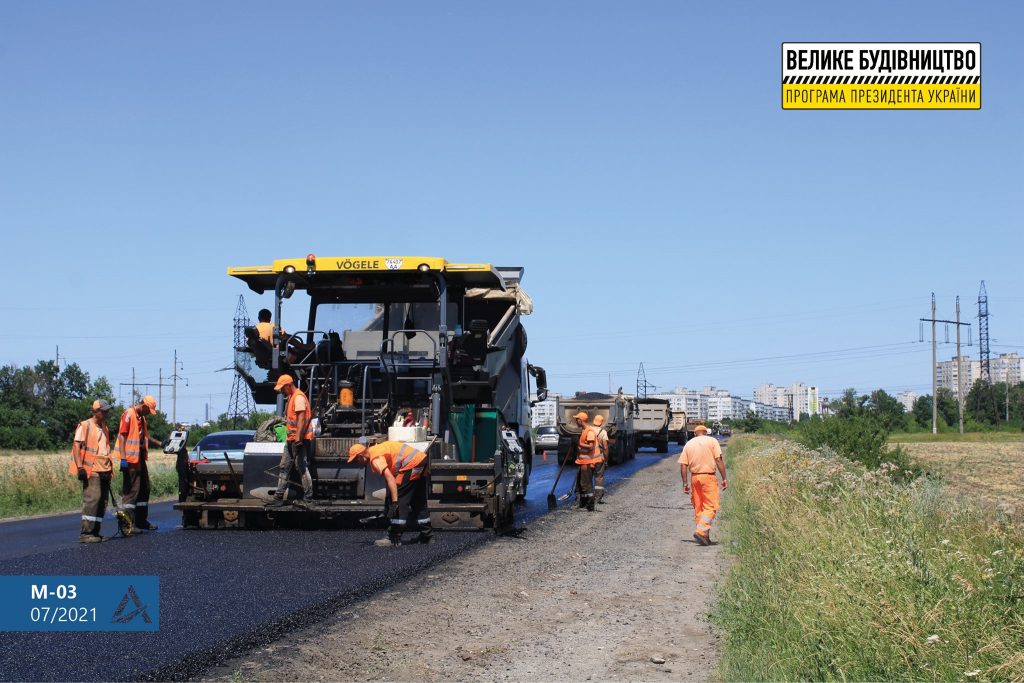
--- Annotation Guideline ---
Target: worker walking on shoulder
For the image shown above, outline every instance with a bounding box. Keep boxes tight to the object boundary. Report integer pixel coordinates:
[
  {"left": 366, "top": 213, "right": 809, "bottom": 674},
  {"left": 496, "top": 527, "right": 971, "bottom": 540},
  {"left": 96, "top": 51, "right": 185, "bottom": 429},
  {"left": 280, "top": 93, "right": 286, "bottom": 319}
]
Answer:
[
  {"left": 267, "top": 375, "right": 315, "bottom": 506},
  {"left": 679, "top": 424, "right": 727, "bottom": 545},
  {"left": 348, "top": 440, "right": 431, "bottom": 547},
  {"left": 118, "top": 395, "right": 163, "bottom": 533},
  {"left": 592, "top": 414, "right": 609, "bottom": 504},
  {"left": 71, "top": 399, "right": 114, "bottom": 543},
  {"left": 574, "top": 411, "right": 601, "bottom": 512}
]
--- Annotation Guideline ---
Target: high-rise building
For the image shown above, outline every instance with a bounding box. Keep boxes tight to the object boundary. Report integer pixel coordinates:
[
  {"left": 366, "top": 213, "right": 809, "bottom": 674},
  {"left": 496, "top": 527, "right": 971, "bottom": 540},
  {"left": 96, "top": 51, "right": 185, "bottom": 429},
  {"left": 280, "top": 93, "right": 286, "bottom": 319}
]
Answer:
[
  {"left": 896, "top": 391, "right": 918, "bottom": 413},
  {"left": 936, "top": 356, "right": 981, "bottom": 398},
  {"left": 992, "top": 353, "right": 1024, "bottom": 385},
  {"left": 530, "top": 392, "right": 562, "bottom": 427}
]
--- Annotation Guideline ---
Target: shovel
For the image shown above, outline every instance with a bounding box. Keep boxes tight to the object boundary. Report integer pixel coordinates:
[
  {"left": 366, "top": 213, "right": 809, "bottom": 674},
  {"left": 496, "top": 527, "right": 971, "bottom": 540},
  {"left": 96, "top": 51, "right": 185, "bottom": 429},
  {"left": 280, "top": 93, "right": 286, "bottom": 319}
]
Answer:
[
  {"left": 108, "top": 487, "right": 134, "bottom": 537},
  {"left": 547, "top": 449, "right": 575, "bottom": 510}
]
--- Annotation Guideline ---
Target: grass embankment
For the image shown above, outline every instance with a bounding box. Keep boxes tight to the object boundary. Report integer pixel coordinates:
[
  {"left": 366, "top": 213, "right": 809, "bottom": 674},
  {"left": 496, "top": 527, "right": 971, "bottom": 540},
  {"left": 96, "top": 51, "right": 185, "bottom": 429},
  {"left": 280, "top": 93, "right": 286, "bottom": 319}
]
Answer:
[
  {"left": 0, "top": 451, "right": 178, "bottom": 519},
  {"left": 714, "top": 435, "right": 1024, "bottom": 682}
]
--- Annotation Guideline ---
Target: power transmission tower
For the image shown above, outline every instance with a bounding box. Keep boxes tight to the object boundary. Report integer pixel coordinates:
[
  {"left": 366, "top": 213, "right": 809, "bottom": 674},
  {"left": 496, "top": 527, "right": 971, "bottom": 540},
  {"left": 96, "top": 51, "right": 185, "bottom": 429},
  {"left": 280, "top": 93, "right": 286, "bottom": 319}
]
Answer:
[
  {"left": 227, "top": 295, "right": 255, "bottom": 427},
  {"left": 636, "top": 363, "right": 656, "bottom": 399},
  {"left": 978, "top": 280, "right": 991, "bottom": 383}
]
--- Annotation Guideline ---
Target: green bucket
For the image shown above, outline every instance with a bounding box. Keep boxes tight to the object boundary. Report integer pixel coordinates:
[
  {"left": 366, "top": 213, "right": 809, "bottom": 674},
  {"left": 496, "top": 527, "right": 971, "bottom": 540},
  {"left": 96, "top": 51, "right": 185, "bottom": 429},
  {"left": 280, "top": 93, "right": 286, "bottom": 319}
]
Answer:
[{"left": 273, "top": 424, "right": 288, "bottom": 442}]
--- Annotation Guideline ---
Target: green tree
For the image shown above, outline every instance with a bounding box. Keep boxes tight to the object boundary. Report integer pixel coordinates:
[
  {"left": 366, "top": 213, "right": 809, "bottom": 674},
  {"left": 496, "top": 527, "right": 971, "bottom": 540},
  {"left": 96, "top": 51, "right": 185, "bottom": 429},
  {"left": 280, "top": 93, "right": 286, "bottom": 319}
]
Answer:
[{"left": 866, "top": 389, "right": 906, "bottom": 432}]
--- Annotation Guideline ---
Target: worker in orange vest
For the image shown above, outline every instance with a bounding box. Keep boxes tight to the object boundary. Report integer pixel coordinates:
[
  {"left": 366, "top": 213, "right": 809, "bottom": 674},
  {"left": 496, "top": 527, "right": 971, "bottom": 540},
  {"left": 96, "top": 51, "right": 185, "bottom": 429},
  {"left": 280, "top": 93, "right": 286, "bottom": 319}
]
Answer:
[
  {"left": 70, "top": 399, "right": 114, "bottom": 543},
  {"left": 574, "top": 411, "right": 601, "bottom": 512},
  {"left": 679, "top": 424, "right": 727, "bottom": 545},
  {"left": 592, "top": 414, "right": 610, "bottom": 504},
  {"left": 348, "top": 440, "right": 431, "bottom": 547},
  {"left": 117, "top": 395, "right": 163, "bottom": 533},
  {"left": 267, "top": 375, "right": 315, "bottom": 507}
]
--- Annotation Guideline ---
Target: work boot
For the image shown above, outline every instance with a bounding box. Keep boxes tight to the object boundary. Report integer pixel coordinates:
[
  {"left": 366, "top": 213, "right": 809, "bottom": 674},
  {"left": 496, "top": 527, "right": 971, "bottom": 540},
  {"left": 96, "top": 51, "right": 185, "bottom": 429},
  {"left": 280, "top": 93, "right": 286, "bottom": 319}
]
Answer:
[
  {"left": 79, "top": 534, "right": 107, "bottom": 544},
  {"left": 415, "top": 533, "right": 434, "bottom": 545},
  {"left": 266, "top": 498, "right": 287, "bottom": 508},
  {"left": 374, "top": 537, "right": 401, "bottom": 547},
  {"left": 693, "top": 531, "right": 710, "bottom": 546},
  {"left": 587, "top": 500, "right": 596, "bottom": 512},
  {"left": 128, "top": 527, "right": 144, "bottom": 536}
]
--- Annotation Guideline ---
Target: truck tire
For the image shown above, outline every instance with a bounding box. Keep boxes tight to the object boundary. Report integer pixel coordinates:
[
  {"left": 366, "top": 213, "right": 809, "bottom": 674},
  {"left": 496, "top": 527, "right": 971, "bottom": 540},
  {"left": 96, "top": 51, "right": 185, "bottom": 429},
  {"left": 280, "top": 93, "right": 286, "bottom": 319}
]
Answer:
[{"left": 657, "top": 438, "right": 668, "bottom": 454}]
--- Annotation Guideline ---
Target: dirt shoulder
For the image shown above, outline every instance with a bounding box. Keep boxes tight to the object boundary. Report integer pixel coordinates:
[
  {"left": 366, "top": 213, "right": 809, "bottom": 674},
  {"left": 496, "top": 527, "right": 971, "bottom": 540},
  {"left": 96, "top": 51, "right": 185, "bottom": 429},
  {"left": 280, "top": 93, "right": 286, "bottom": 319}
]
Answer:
[{"left": 207, "top": 455, "right": 726, "bottom": 682}]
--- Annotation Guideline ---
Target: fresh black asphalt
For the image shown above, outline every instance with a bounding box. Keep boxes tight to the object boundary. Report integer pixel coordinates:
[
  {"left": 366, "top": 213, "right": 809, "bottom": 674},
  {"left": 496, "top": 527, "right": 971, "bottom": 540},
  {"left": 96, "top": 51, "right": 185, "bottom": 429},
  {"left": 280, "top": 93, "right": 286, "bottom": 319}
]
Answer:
[{"left": 0, "top": 449, "right": 677, "bottom": 681}]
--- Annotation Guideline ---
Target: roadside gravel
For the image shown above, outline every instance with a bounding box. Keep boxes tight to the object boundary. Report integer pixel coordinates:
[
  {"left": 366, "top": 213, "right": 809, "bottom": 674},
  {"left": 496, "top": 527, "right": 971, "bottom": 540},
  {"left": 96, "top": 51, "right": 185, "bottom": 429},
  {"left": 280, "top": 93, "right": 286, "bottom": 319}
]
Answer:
[{"left": 207, "top": 453, "right": 726, "bottom": 682}]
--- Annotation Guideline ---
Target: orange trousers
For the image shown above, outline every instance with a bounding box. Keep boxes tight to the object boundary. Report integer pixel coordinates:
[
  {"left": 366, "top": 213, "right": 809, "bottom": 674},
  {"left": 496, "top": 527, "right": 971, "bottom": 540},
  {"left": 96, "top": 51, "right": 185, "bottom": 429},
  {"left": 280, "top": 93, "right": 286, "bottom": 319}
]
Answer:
[{"left": 690, "top": 473, "right": 720, "bottom": 536}]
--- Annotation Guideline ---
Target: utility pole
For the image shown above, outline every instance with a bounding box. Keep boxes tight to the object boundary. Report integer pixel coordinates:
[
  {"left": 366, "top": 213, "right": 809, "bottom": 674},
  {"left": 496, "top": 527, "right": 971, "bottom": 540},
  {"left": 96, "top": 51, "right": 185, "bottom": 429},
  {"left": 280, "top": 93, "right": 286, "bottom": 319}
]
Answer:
[
  {"left": 170, "top": 350, "right": 188, "bottom": 425},
  {"left": 920, "top": 293, "right": 972, "bottom": 435},
  {"left": 158, "top": 368, "right": 163, "bottom": 411},
  {"left": 956, "top": 297, "right": 964, "bottom": 434},
  {"left": 132, "top": 367, "right": 136, "bottom": 406}
]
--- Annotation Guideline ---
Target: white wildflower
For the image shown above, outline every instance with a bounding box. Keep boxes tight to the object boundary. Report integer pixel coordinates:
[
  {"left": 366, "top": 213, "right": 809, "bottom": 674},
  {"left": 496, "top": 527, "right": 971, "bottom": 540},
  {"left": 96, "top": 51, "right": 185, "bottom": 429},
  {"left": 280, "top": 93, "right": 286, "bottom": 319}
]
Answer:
[
  {"left": 992, "top": 550, "right": 1004, "bottom": 556},
  {"left": 926, "top": 634, "right": 940, "bottom": 644},
  {"left": 941, "top": 539, "right": 951, "bottom": 546},
  {"left": 964, "top": 669, "right": 981, "bottom": 677}
]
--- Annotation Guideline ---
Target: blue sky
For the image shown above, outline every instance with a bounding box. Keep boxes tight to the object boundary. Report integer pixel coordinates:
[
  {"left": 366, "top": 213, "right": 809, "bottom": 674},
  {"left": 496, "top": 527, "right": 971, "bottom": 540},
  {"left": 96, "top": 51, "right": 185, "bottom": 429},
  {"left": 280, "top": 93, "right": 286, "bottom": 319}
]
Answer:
[{"left": 2, "top": 1, "right": 1021, "bottom": 421}]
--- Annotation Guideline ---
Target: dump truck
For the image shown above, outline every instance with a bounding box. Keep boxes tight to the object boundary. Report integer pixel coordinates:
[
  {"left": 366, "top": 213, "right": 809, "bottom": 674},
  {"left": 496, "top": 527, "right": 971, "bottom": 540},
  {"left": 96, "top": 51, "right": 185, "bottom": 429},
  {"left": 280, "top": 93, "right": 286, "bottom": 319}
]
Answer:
[
  {"left": 685, "top": 417, "right": 706, "bottom": 440},
  {"left": 177, "top": 255, "right": 547, "bottom": 532},
  {"left": 668, "top": 410, "right": 688, "bottom": 444},
  {"left": 634, "top": 397, "right": 671, "bottom": 453},
  {"left": 555, "top": 392, "right": 636, "bottom": 465}
]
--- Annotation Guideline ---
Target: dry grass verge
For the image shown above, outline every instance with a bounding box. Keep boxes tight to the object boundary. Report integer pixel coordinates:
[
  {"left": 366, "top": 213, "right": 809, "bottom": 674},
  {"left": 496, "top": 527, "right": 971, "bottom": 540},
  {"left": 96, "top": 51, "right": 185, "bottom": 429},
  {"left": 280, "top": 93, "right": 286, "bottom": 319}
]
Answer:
[
  {"left": 0, "top": 450, "right": 178, "bottom": 518},
  {"left": 713, "top": 435, "right": 1024, "bottom": 682}
]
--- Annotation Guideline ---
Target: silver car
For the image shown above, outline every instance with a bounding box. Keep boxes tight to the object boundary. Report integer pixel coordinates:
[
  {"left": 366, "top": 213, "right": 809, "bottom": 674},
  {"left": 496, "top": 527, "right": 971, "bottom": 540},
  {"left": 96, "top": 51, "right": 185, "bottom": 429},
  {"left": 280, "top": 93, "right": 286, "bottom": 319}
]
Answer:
[{"left": 534, "top": 426, "right": 559, "bottom": 453}]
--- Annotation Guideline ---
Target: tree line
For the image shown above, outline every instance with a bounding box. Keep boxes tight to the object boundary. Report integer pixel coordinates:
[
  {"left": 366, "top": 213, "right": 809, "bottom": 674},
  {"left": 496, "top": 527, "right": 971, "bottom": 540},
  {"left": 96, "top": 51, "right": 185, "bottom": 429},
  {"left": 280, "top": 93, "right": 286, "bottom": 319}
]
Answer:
[{"left": 0, "top": 360, "right": 272, "bottom": 451}]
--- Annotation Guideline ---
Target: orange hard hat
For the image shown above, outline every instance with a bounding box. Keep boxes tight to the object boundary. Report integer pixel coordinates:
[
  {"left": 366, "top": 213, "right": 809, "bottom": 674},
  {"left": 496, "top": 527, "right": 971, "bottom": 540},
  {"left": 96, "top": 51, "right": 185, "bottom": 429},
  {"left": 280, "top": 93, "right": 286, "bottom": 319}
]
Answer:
[
  {"left": 347, "top": 442, "right": 369, "bottom": 462},
  {"left": 273, "top": 375, "right": 294, "bottom": 391},
  {"left": 572, "top": 411, "right": 589, "bottom": 421},
  {"left": 142, "top": 395, "right": 157, "bottom": 412},
  {"left": 593, "top": 414, "right": 605, "bottom": 426},
  {"left": 693, "top": 424, "right": 709, "bottom": 433}
]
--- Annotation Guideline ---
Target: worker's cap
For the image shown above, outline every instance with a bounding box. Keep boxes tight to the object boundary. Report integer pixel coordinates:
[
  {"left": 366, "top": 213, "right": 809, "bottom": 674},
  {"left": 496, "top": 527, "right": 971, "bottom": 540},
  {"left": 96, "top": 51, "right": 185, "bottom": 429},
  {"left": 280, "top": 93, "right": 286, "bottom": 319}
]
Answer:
[
  {"left": 572, "top": 411, "right": 589, "bottom": 421},
  {"left": 273, "top": 375, "right": 294, "bottom": 391},
  {"left": 592, "top": 414, "right": 605, "bottom": 426},
  {"left": 91, "top": 399, "right": 111, "bottom": 412},
  {"left": 142, "top": 395, "right": 157, "bottom": 412},
  {"left": 347, "top": 438, "right": 370, "bottom": 463},
  {"left": 693, "top": 424, "right": 709, "bottom": 433}
]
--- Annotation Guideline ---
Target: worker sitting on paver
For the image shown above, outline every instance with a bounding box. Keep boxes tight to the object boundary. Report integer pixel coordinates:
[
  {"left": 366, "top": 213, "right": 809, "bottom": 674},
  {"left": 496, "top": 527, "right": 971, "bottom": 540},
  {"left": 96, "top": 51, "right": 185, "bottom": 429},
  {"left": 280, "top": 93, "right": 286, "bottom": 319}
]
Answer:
[
  {"left": 70, "top": 399, "right": 114, "bottom": 543},
  {"left": 267, "top": 375, "right": 315, "bottom": 507},
  {"left": 592, "top": 414, "right": 609, "bottom": 504},
  {"left": 118, "top": 395, "right": 163, "bottom": 533},
  {"left": 678, "top": 424, "right": 727, "bottom": 545},
  {"left": 574, "top": 411, "right": 602, "bottom": 512},
  {"left": 255, "top": 308, "right": 284, "bottom": 345},
  {"left": 347, "top": 440, "right": 432, "bottom": 547}
]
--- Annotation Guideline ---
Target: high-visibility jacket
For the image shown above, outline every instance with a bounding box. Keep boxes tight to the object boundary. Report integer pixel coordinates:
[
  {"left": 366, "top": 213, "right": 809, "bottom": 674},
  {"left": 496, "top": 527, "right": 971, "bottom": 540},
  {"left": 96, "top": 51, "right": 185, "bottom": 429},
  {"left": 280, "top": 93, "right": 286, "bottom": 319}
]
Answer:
[
  {"left": 285, "top": 389, "right": 314, "bottom": 442},
  {"left": 575, "top": 425, "right": 602, "bottom": 465},
  {"left": 121, "top": 407, "right": 148, "bottom": 465},
  {"left": 69, "top": 419, "right": 112, "bottom": 477},
  {"left": 368, "top": 442, "right": 428, "bottom": 486}
]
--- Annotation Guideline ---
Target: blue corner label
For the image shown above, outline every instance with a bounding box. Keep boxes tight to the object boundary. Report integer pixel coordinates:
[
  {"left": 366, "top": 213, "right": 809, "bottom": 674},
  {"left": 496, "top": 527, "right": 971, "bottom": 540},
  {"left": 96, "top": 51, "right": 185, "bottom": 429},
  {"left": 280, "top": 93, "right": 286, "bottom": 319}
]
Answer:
[{"left": 0, "top": 576, "right": 159, "bottom": 632}]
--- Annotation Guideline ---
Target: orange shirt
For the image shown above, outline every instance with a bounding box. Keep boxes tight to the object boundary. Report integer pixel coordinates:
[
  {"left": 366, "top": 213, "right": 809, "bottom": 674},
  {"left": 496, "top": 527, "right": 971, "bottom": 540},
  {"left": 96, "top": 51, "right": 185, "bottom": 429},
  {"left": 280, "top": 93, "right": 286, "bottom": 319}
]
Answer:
[
  {"left": 255, "top": 321, "right": 284, "bottom": 344},
  {"left": 367, "top": 441, "right": 428, "bottom": 483},
  {"left": 678, "top": 435, "right": 722, "bottom": 474}
]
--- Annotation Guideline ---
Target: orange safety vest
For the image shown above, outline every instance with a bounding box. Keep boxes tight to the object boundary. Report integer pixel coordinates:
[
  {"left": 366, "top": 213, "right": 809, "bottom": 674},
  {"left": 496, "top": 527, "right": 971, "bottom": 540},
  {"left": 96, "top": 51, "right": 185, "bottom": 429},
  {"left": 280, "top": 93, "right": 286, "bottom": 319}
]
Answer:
[
  {"left": 576, "top": 424, "right": 602, "bottom": 465},
  {"left": 372, "top": 443, "right": 428, "bottom": 486},
  {"left": 122, "top": 407, "right": 148, "bottom": 465},
  {"left": 69, "top": 419, "right": 112, "bottom": 477},
  {"left": 285, "top": 389, "right": 314, "bottom": 442}
]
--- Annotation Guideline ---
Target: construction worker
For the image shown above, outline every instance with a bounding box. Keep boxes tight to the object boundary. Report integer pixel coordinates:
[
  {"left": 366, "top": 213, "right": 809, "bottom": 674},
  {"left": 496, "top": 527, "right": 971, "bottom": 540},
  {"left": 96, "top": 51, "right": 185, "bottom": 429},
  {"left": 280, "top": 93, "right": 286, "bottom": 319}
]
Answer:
[
  {"left": 117, "top": 395, "right": 163, "bottom": 532},
  {"left": 348, "top": 440, "right": 431, "bottom": 546},
  {"left": 255, "top": 308, "right": 284, "bottom": 345},
  {"left": 267, "top": 375, "right": 314, "bottom": 506},
  {"left": 592, "top": 414, "right": 609, "bottom": 504},
  {"left": 573, "top": 411, "right": 602, "bottom": 511},
  {"left": 679, "top": 424, "right": 727, "bottom": 546},
  {"left": 70, "top": 399, "right": 114, "bottom": 543}
]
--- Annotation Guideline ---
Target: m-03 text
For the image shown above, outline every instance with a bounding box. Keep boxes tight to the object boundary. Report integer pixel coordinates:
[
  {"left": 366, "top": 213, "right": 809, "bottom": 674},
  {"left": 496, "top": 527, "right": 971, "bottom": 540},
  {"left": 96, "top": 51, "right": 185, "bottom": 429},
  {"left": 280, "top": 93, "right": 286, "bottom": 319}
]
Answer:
[{"left": 31, "top": 584, "right": 78, "bottom": 600}]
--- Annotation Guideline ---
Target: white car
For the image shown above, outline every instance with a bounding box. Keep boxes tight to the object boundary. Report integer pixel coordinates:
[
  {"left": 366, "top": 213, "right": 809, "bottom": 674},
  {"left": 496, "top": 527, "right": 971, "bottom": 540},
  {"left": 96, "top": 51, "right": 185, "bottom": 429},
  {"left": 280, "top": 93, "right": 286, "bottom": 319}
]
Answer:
[{"left": 534, "top": 426, "right": 559, "bottom": 453}]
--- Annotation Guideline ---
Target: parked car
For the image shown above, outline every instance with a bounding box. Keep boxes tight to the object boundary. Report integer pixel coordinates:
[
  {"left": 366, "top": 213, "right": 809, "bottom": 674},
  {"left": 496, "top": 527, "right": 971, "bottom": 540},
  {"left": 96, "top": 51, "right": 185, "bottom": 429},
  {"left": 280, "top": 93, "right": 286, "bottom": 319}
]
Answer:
[
  {"left": 534, "top": 425, "right": 560, "bottom": 453},
  {"left": 189, "top": 430, "right": 256, "bottom": 463},
  {"left": 189, "top": 430, "right": 256, "bottom": 499}
]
